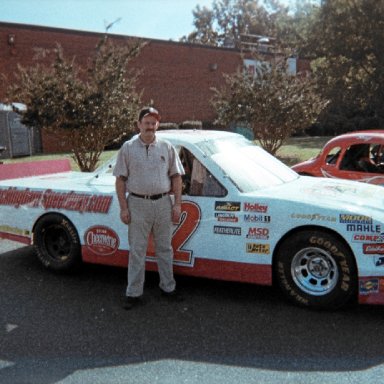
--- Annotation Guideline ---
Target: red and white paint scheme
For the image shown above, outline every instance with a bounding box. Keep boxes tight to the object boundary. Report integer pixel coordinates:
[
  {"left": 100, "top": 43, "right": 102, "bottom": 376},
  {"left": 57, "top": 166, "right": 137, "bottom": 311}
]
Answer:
[
  {"left": 1, "top": 130, "right": 384, "bottom": 310},
  {"left": 292, "top": 130, "right": 384, "bottom": 186}
]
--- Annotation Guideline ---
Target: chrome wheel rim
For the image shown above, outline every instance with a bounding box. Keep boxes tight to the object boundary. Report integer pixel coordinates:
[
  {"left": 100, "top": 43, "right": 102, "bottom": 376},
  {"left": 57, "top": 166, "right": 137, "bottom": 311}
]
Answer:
[{"left": 291, "top": 247, "right": 338, "bottom": 296}]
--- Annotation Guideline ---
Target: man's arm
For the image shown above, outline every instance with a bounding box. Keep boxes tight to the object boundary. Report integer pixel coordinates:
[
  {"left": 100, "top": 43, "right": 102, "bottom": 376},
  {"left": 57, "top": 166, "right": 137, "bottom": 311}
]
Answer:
[
  {"left": 115, "top": 176, "right": 130, "bottom": 224},
  {"left": 171, "top": 174, "right": 182, "bottom": 224}
]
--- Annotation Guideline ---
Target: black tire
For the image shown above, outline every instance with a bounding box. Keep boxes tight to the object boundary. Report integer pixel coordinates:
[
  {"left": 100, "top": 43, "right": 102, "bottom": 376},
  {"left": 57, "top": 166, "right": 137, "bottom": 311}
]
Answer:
[
  {"left": 33, "top": 213, "right": 82, "bottom": 272},
  {"left": 274, "top": 230, "right": 357, "bottom": 310}
]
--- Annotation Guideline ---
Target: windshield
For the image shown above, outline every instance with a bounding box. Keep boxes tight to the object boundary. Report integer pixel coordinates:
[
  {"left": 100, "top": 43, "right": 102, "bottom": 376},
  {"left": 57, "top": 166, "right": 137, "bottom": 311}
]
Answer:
[
  {"left": 99, "top": 136, "right": 298, "bottom": 192},
  {"left": 198, "top": 136, "right": 298, "bottom": 192}
]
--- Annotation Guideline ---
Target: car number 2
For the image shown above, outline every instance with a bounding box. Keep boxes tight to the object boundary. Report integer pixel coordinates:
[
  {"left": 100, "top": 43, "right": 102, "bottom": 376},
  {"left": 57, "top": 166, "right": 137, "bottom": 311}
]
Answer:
[{"left": 147, "top": 201, "right": 201, "bottom": 265}]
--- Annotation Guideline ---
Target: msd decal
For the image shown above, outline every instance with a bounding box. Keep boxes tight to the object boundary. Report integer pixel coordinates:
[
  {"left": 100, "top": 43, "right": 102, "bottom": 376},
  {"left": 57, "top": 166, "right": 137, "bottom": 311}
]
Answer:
[
  {"left": 84, "top": 226, "right": 120, "bottom": 256},
  {"left": 246, "top": 227, "right": 269, "bottom": 240}
]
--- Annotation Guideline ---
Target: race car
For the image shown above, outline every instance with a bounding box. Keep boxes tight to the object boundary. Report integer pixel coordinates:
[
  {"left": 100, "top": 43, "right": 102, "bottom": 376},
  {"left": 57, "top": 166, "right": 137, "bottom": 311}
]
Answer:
[
  {"left": 1, "top": 130, "right": 384, "bottom": 310},
  {"left": 292, "top": 130, "right": 384, "bottom": 185}
]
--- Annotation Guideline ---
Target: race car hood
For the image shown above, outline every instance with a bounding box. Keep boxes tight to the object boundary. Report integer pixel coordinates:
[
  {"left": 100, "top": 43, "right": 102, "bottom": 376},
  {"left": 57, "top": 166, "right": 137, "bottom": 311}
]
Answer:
[{"left": 247, "top": 175, "right": 384, "bottom": 218}]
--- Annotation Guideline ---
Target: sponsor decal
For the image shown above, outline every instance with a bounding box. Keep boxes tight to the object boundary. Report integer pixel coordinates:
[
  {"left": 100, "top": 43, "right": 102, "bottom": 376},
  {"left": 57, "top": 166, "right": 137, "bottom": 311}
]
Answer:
[
  {"left": 244, "top": 202, "right": 268, "bottom": 213},
  {"left": 246, "top": 227, "right": 269, "bottom": 240},
  {"left": 84, "top": 226, "right": 119, "bottom": 256},
  {"left": 346, "top": 224, "right": 381, "bottom": 233},
  {"left": 214, "top": 201, "right": 241, "bottom": 212},
  {"left": 244, "top": 214, "right": 271, "bottom": 223},
  {"left": 352, "top": 233, "right": 384, "bottom": 243},
  {"left": 0, "top": 225, "right": 30, "bottom": 236},
  {"left": 374, "top": 257, "right": 384, "bottom": 267},
  {"left": 246, "top": 243, "right": 270, "bottom": 254},
  {"left": 359, "top": 279, "right": 379, "bottom": 295},
  {"left": 290, "top": 213, "right": 336, "bottom": 222},
  {"left": 363, "top": 243, "right": 384, "bottom": 255},
  {"left": 214, "top": 212, "right": 238, "bottom": 222},
  {"left": 213, "top": 225, "right": 241, "bottom": 236},
  {"left": 339, "top": 214, "right": 372, "bottom": 224},
  {"left": 0, "top": 187, "right": 112, "bottom": 214}
]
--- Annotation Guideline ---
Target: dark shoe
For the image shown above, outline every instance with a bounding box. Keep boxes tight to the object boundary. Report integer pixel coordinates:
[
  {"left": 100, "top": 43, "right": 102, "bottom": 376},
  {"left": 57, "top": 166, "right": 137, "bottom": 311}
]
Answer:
[
  {"left": 122, "top": 296, "right": 143, "bottom": 310},
  {"left": 161, "top": 289, "right": 184, "bottom": 302}
]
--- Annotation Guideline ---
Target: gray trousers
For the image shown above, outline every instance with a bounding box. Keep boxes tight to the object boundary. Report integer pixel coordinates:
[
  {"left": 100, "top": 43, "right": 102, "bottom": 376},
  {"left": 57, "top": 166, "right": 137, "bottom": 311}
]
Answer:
[{"left": 126, "top": 194, "right": 176, "bottom": 297}]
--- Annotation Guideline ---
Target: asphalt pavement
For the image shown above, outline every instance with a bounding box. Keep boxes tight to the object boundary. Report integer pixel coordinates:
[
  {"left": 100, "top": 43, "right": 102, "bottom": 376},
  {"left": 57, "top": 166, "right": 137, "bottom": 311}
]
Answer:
[{"left": 1, "top": 240, "right": 384, "bottom": 384}]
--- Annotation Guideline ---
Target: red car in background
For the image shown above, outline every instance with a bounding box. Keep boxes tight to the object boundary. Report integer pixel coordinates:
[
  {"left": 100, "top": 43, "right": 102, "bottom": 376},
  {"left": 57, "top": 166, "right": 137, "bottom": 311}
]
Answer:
[{"left": 292, "top": 130, "right": 384, "bottom": 186}]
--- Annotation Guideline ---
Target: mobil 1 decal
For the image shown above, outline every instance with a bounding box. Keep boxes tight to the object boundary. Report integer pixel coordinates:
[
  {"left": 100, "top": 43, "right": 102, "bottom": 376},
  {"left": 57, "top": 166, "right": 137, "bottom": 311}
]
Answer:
[{"left": 243, "top": 201, "right": 270, "bottom": 223}]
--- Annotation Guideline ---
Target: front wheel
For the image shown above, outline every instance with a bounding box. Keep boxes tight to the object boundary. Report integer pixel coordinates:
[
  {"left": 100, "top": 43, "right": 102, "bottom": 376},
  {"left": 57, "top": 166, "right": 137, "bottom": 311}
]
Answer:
[
  {"left": 274, "top": 230, "right": 357, "bottom": 310},
  {"left": 33, "top": 213, "right": 82, "bottom": 272}
]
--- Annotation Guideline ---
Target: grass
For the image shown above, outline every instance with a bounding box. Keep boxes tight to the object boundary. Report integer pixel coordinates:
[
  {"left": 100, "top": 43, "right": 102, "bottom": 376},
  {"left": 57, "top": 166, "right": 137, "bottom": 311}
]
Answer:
[
  {"left": 276, "top": 136, "right": 331, "bottom": 166},
  {"left": 1, "top": 136, "right": 332, "bottom": 170}
]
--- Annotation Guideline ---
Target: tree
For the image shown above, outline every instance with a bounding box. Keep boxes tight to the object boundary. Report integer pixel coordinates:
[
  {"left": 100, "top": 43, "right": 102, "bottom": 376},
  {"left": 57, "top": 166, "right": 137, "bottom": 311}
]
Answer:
[
  {"left": 7, "top": 36, "right": 143, "bottom": 171},
  {"left": 274, "top": 1, "right": 321, "bottom": 55},
  {"left": 303, "top": 0, "right": 384, "bottom": 133},
  {"left": 212, "top": 56, "right": 327, "bottom": 154},
  {"left": 181, "top": 0, "right": 283, "bottom": 48}
]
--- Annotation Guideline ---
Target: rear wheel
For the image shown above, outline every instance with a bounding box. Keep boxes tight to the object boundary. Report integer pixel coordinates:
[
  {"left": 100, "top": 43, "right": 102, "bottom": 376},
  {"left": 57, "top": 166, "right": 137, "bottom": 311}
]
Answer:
[
  {"left": 274, "top": 230, "right": 357, "bottom": 309},
  {"left": 33, "top": 213, "right": 82, "bottom": 272}
]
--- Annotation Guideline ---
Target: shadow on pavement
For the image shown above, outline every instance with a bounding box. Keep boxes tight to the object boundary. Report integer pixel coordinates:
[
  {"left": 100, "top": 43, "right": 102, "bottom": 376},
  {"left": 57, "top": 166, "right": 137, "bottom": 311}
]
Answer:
[{"left": 1, "top": 246, "right": 384, "bottom": 383}]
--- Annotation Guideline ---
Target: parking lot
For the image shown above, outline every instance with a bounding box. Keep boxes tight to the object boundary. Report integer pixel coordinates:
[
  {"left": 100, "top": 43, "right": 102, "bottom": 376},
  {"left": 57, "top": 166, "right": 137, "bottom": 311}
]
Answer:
[{"left": 1, "top": 241, "right": 384, "bottom": 384}]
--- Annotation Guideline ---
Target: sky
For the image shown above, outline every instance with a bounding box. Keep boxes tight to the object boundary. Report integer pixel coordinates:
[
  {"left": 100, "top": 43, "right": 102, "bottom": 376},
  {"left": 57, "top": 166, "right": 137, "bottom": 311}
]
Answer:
[{"left": 1, "top": 0, "right": 296, "bottom": 41}]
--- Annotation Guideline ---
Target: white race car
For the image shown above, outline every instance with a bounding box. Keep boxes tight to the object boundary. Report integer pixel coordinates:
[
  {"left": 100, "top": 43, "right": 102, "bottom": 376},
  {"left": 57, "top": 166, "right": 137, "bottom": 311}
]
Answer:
[{"left": 1, "top": 130, "right": 384, "bottom": 309}]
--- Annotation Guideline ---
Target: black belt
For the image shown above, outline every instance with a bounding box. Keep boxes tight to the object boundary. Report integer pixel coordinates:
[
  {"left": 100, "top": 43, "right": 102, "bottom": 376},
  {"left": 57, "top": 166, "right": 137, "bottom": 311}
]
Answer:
[{"left": 130, "top": 192, "right": 168, "bottom": 200}]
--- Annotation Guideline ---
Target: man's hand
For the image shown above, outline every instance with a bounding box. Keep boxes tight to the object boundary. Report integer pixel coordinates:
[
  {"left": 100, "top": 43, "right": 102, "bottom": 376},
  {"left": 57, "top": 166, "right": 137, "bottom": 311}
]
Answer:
[
  {"left": 172, "top": 203, "right": 181, "bottom": 224},
  {"left": 120, "top": 209, "right": 130, "bottom": 225}
]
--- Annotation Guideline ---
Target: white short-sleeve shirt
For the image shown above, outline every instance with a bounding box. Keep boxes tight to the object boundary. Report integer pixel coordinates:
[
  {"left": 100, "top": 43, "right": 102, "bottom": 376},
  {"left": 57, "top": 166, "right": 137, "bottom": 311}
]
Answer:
[{"left": 113, "top": 135, "right": 185, "bottom": 195}]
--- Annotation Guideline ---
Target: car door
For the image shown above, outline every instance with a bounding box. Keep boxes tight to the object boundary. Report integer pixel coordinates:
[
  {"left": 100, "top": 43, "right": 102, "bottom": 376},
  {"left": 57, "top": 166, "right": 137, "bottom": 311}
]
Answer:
[{"left": 169, "top": 146, "right": 229, "bottom": 268}]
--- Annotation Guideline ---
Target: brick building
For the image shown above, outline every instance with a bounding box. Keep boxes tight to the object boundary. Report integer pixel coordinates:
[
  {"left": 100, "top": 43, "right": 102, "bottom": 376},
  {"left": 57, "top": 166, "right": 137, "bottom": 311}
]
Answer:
[{"left": 0, "top": 22, "right": 310, "bottom": 153}]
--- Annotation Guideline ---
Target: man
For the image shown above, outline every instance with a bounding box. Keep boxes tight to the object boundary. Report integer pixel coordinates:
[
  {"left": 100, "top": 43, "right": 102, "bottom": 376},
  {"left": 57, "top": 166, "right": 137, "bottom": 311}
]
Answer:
[{"left": 113, "top": 106, "right": 184, "bottom": 310}]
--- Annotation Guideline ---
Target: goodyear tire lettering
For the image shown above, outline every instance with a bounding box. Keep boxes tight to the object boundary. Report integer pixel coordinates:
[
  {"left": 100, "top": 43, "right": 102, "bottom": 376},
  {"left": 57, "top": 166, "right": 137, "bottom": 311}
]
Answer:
[{"left": 275, "top": 230, "right": 357, "bottom": 309}]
